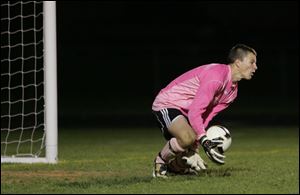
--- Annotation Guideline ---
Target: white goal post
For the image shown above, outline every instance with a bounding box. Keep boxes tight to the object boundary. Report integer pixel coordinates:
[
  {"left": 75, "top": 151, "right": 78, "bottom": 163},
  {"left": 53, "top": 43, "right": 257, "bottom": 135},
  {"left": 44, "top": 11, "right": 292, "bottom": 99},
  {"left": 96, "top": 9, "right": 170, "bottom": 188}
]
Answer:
[{"left": 1, "top": 1, "right": 58, "bottom": 163}]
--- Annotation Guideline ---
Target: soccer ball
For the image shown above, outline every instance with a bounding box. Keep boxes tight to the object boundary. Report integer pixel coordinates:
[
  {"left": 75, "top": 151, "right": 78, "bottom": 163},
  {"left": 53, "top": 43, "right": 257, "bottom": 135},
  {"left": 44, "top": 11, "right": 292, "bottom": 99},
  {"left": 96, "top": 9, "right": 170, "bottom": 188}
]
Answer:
[{"left": 206, "top": 125, "right": 232, "bottom": 154}]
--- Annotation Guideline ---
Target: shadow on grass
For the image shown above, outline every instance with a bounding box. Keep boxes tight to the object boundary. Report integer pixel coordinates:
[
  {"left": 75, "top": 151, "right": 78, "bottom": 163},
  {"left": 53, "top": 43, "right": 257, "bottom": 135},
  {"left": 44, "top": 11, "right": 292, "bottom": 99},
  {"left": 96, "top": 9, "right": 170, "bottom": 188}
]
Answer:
[
  {"left": 56, "top": 167, "right": 251, "bottom": 189},
  {"left": 170, "top": 166, "right": 252, "bottom": 179},
  {"left": 202, "top": 166, "right": 252, "bottom": 177},
  {"left": 56, "top": 176, "right": 153, "bottom": 189}
]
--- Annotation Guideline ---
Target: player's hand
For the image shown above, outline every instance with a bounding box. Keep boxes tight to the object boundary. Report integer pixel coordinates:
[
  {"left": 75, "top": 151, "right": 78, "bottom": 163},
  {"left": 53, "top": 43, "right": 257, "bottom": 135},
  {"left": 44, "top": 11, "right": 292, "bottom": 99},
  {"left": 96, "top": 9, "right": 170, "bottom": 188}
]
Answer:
[
  {"left": 199, "top": 135, "right": 225, "bottom": 165},
  {"left": 182, "top": 152, "right": 207, "bottom": 172}
]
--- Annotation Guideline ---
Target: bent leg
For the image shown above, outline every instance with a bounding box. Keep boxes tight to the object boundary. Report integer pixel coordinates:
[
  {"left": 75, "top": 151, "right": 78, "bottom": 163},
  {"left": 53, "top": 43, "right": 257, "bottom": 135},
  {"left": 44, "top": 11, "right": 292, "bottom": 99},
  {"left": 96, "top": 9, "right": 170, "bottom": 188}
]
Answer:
[
  {"left": 153, "top": 110, "right": 197, "bottom": 178},
  {"left": 168, "top": 115, "right": 196, "bottom": 149},
  {"left": 155, "top": 115, "right": 196, "bottom": 164}
]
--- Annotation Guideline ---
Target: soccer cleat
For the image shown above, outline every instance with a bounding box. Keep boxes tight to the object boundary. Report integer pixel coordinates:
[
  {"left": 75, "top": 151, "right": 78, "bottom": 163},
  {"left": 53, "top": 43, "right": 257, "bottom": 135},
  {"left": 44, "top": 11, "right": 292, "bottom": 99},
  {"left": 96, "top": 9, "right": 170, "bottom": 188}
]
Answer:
[{"left": 152, "top": 162, "right": 168, "bottom": 178}]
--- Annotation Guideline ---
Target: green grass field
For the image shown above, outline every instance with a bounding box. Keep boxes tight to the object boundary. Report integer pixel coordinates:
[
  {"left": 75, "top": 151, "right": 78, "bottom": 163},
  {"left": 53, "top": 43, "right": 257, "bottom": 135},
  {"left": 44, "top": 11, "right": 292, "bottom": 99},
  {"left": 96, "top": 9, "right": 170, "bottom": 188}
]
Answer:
[{"left": 1, "top": 125, "right": 299, "bottom": 194}]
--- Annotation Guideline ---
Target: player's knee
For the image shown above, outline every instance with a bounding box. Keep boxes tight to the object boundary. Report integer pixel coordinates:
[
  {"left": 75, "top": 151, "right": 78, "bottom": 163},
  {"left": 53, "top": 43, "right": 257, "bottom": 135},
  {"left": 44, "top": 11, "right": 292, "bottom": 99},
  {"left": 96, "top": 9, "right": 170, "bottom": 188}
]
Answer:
[
  {"left": 177, "top": 133, "right": 196, "bottom": 149},
  {"left": 187, "top": 132, "right": 196, "bottom": 146}
]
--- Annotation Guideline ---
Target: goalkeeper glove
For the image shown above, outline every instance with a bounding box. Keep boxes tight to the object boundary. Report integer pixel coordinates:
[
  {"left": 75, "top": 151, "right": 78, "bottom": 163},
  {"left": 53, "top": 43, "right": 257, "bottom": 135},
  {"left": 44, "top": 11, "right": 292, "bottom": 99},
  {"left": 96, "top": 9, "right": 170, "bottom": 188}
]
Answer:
[
  {"left": 199, "top": 135, "right": 225, "bottom": 165},
  {"left": 182, "top": 152, "right": 207, "bottom": 172}
]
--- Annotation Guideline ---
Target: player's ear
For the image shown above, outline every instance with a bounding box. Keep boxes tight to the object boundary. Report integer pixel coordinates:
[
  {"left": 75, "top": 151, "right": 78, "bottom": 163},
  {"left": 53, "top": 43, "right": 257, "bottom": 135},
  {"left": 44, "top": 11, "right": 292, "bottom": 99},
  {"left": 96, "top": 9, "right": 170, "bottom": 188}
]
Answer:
[{"left": 234, "top": 59, "right": 241, "bottom": 68}]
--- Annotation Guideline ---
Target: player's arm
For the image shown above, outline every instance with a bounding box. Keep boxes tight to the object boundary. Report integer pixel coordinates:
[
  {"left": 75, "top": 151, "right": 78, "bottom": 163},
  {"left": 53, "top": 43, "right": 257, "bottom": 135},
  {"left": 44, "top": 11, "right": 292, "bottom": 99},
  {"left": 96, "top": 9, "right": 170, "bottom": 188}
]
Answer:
[
  {"left": 188, "top": 80, "right": 226, "bottom": 164},
  {"left": 203, "top": 103, "right": 229, "bottom": 128},
  {"left": 188, "top": 80, "right": 223, "bottom": 139}
]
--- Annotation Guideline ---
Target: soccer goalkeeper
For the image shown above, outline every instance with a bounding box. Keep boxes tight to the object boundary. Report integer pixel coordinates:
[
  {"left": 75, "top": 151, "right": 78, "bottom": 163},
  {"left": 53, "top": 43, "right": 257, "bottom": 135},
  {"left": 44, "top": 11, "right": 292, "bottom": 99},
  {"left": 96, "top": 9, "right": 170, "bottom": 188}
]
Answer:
[{"left": 152, "top": 44, "right": 257, "bottom": 178}]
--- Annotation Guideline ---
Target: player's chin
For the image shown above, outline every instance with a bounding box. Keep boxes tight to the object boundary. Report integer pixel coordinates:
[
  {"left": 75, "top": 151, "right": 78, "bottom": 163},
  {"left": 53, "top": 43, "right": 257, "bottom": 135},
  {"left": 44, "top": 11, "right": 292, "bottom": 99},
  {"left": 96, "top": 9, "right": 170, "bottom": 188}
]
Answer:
[{"left": 246, "top": 74, "right": 254, "bottom": 80}]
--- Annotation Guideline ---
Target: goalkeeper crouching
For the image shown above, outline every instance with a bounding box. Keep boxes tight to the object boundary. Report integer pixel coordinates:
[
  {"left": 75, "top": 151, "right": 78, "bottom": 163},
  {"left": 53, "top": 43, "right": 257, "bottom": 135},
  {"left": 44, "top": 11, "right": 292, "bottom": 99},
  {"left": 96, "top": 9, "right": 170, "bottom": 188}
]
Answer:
[{"left": 151, "top": 44, "right": 257, "bottom": 178}]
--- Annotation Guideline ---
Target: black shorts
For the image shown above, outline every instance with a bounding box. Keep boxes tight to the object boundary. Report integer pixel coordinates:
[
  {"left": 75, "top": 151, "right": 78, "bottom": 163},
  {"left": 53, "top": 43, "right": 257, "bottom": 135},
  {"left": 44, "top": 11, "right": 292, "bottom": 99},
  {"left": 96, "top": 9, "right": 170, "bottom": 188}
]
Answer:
[{"left": 152, "top": 108, "right": 189, "bottom": 140}]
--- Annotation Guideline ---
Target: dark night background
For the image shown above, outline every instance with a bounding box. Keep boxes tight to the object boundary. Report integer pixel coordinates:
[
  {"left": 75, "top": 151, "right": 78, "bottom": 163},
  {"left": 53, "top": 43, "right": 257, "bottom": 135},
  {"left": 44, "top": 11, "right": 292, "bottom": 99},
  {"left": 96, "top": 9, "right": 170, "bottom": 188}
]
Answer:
[{"left": 56, "top": 1, "right": 298, "bottom": 128}]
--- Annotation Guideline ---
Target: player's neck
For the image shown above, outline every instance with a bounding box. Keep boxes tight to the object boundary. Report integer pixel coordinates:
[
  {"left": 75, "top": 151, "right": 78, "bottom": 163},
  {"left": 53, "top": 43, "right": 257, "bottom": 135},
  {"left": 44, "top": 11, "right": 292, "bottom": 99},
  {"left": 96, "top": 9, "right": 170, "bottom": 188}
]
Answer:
[{"left": 229, "top": 63, "right": 241, "bottom": 83}]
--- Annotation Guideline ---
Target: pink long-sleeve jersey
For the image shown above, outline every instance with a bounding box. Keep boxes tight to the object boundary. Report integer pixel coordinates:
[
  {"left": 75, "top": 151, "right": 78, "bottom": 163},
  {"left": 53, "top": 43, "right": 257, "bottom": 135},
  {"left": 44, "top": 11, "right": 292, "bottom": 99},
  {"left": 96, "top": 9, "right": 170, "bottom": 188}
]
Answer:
[{"left": 152, "top": 63, "right": 238, "bottom": 139}]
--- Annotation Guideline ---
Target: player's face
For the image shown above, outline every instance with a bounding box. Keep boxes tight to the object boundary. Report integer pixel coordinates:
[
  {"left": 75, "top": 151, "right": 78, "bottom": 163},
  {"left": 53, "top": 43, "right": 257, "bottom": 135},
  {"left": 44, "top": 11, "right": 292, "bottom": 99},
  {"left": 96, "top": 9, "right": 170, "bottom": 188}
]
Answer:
[{"left": 238, "top": 53, "right": 257, "bottom": 80}]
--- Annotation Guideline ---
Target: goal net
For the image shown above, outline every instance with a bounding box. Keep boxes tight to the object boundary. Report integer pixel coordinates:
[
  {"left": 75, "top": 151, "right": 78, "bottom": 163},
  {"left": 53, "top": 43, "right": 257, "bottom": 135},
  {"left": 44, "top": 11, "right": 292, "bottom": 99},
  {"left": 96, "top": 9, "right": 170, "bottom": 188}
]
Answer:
[{"left": 1, "top": 1, "right": 57, "bottom": 163}]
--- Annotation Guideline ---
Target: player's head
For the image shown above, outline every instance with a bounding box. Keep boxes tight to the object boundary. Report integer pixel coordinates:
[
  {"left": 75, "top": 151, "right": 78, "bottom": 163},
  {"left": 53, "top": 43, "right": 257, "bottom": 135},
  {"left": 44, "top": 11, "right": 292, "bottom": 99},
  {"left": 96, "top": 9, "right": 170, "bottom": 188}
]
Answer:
[{"left": 228, "top": 44, "right": 257, "bottom": 81}]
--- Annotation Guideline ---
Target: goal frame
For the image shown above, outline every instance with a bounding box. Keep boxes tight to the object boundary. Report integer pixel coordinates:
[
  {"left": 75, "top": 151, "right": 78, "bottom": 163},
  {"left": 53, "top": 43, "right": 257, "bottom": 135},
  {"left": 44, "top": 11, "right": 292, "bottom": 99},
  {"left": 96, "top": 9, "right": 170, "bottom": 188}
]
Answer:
[{"left": 1, "top": 1, "right": 58, "bottom": 164}]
